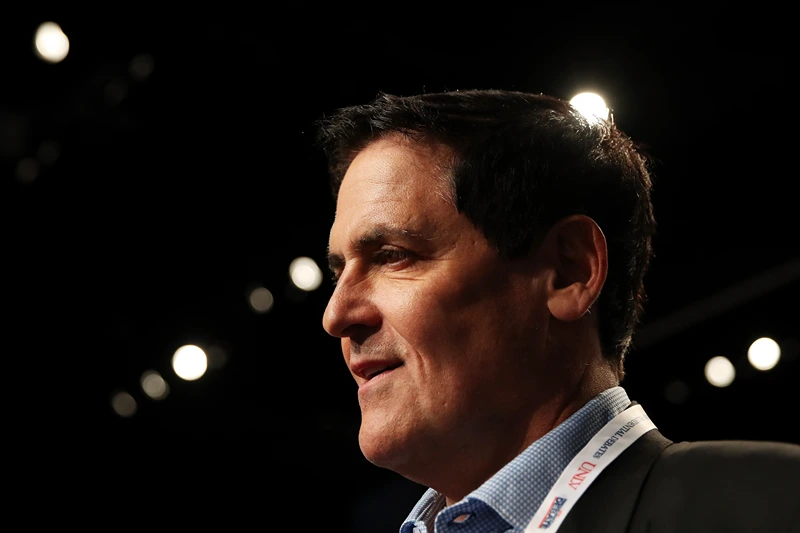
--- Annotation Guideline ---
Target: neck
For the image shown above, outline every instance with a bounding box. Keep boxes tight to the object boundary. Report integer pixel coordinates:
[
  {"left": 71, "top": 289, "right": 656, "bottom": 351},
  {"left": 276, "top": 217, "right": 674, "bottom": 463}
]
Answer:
[{"left": 442, "top": 351, "right": 618, "bottom": 507}]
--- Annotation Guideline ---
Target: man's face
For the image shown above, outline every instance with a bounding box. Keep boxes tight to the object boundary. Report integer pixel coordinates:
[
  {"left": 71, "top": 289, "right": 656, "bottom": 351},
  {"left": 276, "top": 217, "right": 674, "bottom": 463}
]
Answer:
[{"left": 323, "top": 136, "right": 551, "bottom": 476}]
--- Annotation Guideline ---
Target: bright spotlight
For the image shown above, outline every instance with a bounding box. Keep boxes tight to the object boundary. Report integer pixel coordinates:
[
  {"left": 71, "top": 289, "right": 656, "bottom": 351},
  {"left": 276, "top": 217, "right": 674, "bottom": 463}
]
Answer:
[
  {"left": 704, "top": 355, "right": 735, "bottom": 388},
  {"left": 748, "top": 337, "right": 781, "bottom": 371},
  {"left": 34, "top": 22, "right": 70, "bottom": 64},
  {"left": 569, "top": 92, "right": 610, "bottom": 125},
  {"left": 172, "top": 345, "right": 208, "bottom": 381},
  {"left": 289, "top": 256, "right": 323, "bottom": 291}
]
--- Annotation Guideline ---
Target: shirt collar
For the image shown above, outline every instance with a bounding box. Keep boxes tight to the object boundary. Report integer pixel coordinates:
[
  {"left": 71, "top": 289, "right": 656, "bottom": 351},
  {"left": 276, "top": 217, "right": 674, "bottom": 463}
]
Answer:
[{"left": 401, "top": 386, "right": 631, "bottom": 532}]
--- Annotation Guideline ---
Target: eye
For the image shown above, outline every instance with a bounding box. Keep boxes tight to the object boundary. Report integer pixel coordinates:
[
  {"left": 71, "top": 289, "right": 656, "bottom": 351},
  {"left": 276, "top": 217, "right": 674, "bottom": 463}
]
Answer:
[
  {"left": 374, "top": 248, "right": 412, "bottom": 266},
  {"left": 330, "top": 248, "right": 414, "bottom": 287}
]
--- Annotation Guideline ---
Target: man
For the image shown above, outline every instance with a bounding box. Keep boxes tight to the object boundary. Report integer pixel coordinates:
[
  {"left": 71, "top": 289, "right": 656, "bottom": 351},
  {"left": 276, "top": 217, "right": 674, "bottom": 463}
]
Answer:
[{"left": 315, "top": 89, "right": 800, "bottom": 533}]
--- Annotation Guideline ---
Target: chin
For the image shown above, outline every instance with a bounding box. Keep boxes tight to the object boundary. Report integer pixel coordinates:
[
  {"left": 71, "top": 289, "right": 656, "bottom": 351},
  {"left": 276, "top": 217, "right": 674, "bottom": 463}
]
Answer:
[{"left": 358, "top": 423, "right": 411, "bottom": 470}]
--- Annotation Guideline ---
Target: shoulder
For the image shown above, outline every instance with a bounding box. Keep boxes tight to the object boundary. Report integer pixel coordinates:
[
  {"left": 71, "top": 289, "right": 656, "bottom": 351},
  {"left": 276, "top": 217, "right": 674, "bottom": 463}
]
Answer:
[
  {"left": 631, "top": 438, "right": 800, "bottom": 532},
  {"left": 661, "top": 437, "right": 800, "bottom": 461},
  {"left": 657, "top": 438, "right": 800, "bottom": 477}
]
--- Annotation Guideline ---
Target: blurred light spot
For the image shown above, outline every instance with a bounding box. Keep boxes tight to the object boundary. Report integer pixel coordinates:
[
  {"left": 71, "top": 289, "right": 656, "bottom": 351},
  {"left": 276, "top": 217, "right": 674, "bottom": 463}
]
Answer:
[
  {"left": 569, "top": 92, "right": 609, "bottom": 125},
  {"left": 172, "top": 344, "right": 208, "bottom": 381},
  {"left": 37, "top": 140, "right": 61, "bottom": 166},
  {"left": 206, "top": 344, "right": 228, "bottom": 369},
  {"left": 290, "top": 256, "right": 323, "bottom": 291},
  {"left": 129, "top": 53, "right": 155, "bottom": 81},
  {"left": 140, "top": 370, "right": 169, "bottom": 400},
  {"left": 705, "top": 355, "right": 735, "bottom": 387},
  {"left": 104, "top": 79, "right": 128, "bottom": 105},
  {"left": 34, "top": 22, "right": 70, "bottom": 64},
  {"left": 748, "top": 337, "right": 781, "bottom": 371},
  {"left": 249, "top": 286, "right": 274, "bottom": 313},
  {"left": 15, "top": 157, "right": 40, "bottom": 184},
  {"left": 664, "top": 379, "right": 689, "bottom": 404},
  {"left": 111, "top": 391, "right": 137, "bottom": 417}
]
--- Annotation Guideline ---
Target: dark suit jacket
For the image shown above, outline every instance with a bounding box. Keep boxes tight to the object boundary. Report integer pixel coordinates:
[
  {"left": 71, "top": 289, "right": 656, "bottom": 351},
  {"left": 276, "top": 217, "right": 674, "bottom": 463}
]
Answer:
[{"left": 560, "top": 426, "right": 800, "bottom": 532}]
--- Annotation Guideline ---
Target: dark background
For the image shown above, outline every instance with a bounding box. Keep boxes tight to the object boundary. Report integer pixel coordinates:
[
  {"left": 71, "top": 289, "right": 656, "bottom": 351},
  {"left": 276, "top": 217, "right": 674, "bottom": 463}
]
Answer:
[{"left": 5, "top": 9, "right": 798, "bottom": 530}]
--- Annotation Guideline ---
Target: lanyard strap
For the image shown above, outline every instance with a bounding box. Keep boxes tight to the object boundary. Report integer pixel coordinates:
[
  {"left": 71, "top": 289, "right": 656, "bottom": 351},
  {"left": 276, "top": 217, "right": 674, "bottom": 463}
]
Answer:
[{"left": 525, "top": 404, "right": 656, "bottom": 532}]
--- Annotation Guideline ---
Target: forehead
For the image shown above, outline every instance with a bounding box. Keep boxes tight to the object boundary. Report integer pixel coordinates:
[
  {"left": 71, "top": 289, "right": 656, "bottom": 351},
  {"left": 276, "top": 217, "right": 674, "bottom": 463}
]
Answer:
[
  {"left": 342, "top": 136, "right": 453, "bottom": 203},
  {"left": 330, "top": 136, "right": 457, "bottom": 244}
]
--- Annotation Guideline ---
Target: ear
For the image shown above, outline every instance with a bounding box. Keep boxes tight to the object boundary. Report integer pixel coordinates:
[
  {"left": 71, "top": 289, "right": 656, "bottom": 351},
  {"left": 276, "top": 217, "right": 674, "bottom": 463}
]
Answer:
[{"left": 544, "top": 214, "right": 608, "bottom": 322}]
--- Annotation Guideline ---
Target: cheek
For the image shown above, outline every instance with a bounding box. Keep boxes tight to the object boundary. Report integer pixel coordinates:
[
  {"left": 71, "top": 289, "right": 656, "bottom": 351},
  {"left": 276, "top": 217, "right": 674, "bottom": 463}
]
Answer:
[
  {"left": 390, "top": 278, "right": 507, "bottom": 359},
  {"left": 386, "top": 284, "right": 438, "bottom": 338}
]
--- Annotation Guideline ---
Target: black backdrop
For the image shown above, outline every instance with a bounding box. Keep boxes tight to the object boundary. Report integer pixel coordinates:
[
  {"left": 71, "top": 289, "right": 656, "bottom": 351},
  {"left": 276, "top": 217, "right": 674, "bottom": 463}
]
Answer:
[{"left": 5, "top": 9, "right": 798, "bottom": 531}]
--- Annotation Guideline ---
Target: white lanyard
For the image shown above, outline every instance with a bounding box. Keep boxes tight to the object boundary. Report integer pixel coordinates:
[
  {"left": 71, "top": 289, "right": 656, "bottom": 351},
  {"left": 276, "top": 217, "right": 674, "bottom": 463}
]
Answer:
[{"left": 524, "top": 404, "right": 656, "bottom": 532}]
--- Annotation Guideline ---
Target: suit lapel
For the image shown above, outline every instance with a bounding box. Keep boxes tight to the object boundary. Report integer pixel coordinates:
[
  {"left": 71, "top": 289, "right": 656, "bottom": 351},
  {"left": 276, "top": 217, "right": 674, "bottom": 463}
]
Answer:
[{"left": 556, "top": 416, "right": 673, "bottom": 533}]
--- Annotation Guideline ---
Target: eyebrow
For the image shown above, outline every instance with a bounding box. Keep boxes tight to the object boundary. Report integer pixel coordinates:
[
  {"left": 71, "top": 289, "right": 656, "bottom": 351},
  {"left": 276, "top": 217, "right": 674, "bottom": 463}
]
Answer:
[{"left": 327, "top": 224, "right": 427, "bottom": 274}]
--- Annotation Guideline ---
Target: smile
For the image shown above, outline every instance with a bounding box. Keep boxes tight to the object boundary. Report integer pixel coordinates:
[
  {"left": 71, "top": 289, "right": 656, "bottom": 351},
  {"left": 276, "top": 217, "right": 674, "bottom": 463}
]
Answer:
[{"left": 359, "top": 365, "right": 401, "bottom": 390}]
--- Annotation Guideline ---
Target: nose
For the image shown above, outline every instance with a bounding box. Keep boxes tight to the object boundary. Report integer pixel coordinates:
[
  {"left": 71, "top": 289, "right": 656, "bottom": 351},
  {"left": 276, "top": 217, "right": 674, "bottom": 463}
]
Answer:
[{"left": 322, "top": 271, "right": 379, "bottom": 338}]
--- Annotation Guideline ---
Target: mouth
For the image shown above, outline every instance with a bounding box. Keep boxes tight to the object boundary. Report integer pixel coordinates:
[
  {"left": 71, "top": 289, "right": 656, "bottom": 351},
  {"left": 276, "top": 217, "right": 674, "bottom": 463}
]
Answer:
[
  {"left": 364, "top": 364, "right": 400, "bottom": 380},
  {"left": 354, "top": 362, "right": 403, "bottom": 388}
]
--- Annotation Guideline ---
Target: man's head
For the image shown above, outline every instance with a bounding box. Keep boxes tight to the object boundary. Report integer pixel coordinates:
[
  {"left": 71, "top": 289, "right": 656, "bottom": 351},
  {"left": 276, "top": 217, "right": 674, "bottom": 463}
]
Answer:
[
  {"left": 317, "top": 89, "right": 656, "bottom": 375},
  {"left": 315, "top": 89, "right": 655, "bottom": 495}
]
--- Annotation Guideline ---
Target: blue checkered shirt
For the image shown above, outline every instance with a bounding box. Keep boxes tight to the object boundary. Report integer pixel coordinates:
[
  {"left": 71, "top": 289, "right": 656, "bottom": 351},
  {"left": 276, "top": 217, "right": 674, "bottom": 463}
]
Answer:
[{"left": 399, "top": 386, "right": 632, "bottom": 533}]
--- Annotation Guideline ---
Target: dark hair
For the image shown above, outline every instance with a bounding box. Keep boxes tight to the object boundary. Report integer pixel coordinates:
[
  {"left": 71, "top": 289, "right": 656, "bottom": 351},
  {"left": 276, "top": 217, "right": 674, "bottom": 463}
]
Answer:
[{"left": 314, "top": 89, "right": 656, "bottom": 379}]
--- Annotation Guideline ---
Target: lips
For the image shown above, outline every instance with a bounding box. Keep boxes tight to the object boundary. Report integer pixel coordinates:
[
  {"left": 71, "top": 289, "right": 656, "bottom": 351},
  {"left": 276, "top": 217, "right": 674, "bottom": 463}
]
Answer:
[
  {"left": 350, "top": 360, "right": 402, "bottom": 382},
  {"left": 364, "top": 364, "right": 399, "bottom": 380}
]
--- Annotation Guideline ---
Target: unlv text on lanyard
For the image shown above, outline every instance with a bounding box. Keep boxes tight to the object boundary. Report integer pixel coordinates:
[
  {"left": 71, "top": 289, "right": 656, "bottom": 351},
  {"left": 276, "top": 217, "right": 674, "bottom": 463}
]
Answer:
[{"left": 525, "top": 405, "right": 657, "bottom": 532}]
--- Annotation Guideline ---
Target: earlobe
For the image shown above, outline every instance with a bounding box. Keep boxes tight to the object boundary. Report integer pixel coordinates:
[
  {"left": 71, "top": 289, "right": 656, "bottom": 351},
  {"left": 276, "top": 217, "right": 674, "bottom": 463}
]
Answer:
[
  {"left": 548, "top": 282, "right": 597, "bottom": 322},
  {"left": 545, "top": 215, "right": 608, "bottom": 322}
]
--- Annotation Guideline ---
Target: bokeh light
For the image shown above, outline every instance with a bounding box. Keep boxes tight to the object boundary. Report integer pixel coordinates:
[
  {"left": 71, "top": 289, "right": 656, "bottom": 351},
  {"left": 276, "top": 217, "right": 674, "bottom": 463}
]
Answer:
[
  {"left": 140, "top": 370, "right": 169, "bottom": 400},
  {"left": 289, "top": 256, "right": 323, "bottom": 291},
  {"left": 748, "top": 337, "right": 781, "bottom": 371},
  {"left": 704, "top": 355, "right": 736, "bottom": 388},
  {"left": 111, "top": 391, "right": 137, "bottom": 417},
  {"left": 172, "top": 345, "right": 208, "bottom": 381},
  {"left": 37, "top": 139, "right": 61, "bottom": 166},
  {"left": 663, "top": 379, "right": 689, "bottom": 404},
  {"left": 34, "top": 22, "right": 70, "bottom": 64},
  {"left": 15, "top": 157, "right": 40, "bottom": 184},
  {"left": 249, "top": 286, "right": 274, "bottom": 313},
  {"left": 129, "top": 53, "right": 155, "bottom": 81},
  {"left": 569, "top": 92, "right": 609, "bottom": 124}
]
